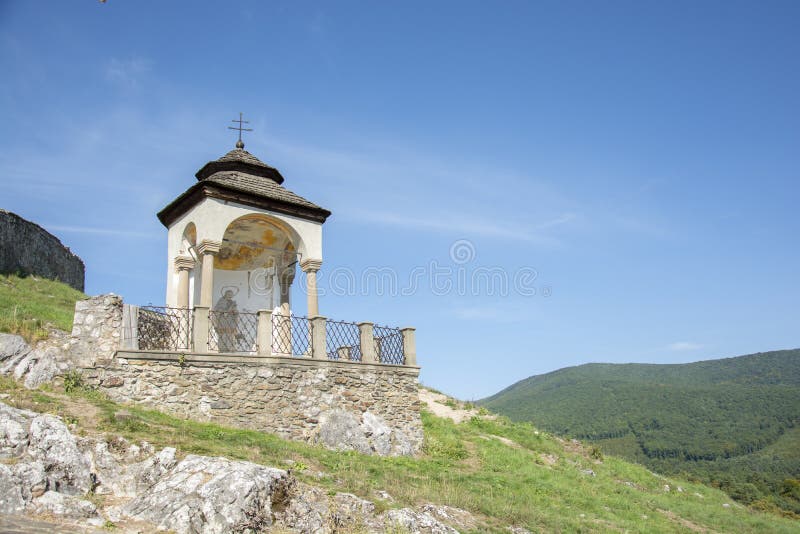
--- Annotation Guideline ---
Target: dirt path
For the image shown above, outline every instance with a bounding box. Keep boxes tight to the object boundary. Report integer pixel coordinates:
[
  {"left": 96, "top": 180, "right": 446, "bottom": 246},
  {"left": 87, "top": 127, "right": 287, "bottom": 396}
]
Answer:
[{"left": 418, "top": 388, "right": 483, "bottom": 424}]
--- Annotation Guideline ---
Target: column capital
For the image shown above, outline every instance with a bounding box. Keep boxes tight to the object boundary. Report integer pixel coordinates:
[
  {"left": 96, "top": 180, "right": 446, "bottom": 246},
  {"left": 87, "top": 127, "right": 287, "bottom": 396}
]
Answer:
[
  {"left": 300, "top": 258, "right": 323, "bottom": 273},
  {"left": 174, "top": 255, "right": 196, "bottom": 272},
  {"left": 197, "top": 239, "right": 222, "bottom": 256}
]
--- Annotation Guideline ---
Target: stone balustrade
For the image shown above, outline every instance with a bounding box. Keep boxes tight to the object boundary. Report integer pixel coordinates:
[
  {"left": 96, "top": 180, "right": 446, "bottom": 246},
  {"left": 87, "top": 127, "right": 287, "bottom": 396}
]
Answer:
[{"left": 128, "top": 304, "right": 416, "bottom": 367}]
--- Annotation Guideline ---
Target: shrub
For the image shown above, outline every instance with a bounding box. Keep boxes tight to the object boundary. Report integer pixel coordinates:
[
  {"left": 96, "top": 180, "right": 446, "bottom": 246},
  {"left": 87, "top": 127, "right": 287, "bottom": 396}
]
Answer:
[{"left": 63, "top": 370, "right": 84, "bottom": 394}]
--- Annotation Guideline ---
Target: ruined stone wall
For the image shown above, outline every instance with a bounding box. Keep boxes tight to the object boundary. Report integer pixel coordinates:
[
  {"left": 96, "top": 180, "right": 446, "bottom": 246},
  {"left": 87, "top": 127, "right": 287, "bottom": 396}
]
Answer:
[
  {"left": 69, "top": 294, "right": 423, "bottom": 456},
  {"left": 0, "top": 209, "right": 85, "bottom": 291}
]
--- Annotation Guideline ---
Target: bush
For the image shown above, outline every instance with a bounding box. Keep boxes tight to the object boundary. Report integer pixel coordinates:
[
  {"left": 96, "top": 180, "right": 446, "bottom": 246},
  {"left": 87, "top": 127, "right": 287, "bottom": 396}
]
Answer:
[{"left": 63, "top": 370, "right": 84, "bottom": 394}]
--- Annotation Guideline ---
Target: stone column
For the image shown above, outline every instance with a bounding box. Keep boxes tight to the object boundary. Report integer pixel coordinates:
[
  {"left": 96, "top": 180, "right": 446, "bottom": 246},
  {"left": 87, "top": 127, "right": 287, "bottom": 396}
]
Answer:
[
  {"left": 309, "top": 315, "right": 327, "bottom": 360},
  {"left": 276, "top": 264, "right": 296, "bottom": 354},
  {"left": 174, "top": 256, "right": 196, "bottom": 309},
  {"left": 358, "top": 322, "right": 377, "bottom": 363},
  {"left": 300, "top": 259, "right": 322, "bottom": 317},
  {"left": 257, "top": 309, "right": 272, "bottom": 356},
  {"left": 400, "top": 327, "right": 417, "bottom": 366},
  {"left": 197, "top": 240, "right": 221, "bottom": 308},
  {"left": 192, "top": 306, "right": 210, "bottom": 353}
]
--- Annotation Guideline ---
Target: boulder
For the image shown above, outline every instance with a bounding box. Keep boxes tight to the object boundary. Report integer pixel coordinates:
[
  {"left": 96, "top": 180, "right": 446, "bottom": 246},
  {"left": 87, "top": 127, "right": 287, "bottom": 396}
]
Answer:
[
  {"left": 0, "top": 464, "right": 26, "bottom": 514},
  {"left": 277, "top": 484, "right": 331, "bottom": 533},
  {"left": 27, "top": 414, "right": 93, "bottom": 494},
  {"left": 0, "top": 402, "right": 35, "bottom": 457},
  {"left": 23, "top": 346, "right": 66, "bottom": 389},
  {"left": 0, "top": 333, "right": 30, "bottom": 372},
  {"left": 276, "top": 484, "right": 381, "bottom": 533},
  {"left": 123, "top": 455, "right": 293, "bottom": 534},
  {"left": 420, "top": 504, "right": 477, "bottom": 532},
  {"left": 382, "top": 508, "right": 460, "bottom": 534},
  {"left": 316, "top": 409, "right": 372, "bottom": 454},
  {"left": 30, "top": 490, "right": 98, "bottom": 519},
  {"left": 13, "top": 460, "right": 47, "bottom": 502},
  {"left": 316, "top": 409, "right": 417, "bottom": 456}
]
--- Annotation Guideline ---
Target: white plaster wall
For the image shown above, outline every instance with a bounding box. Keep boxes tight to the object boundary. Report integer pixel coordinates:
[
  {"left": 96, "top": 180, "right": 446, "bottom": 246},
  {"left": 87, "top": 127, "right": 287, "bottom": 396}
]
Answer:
[
  {"left": 211, "top": 268, "right": 284, "bottom": 313},
  {"left": 165, "top": 205, "right": 202, "bottom": 307}
]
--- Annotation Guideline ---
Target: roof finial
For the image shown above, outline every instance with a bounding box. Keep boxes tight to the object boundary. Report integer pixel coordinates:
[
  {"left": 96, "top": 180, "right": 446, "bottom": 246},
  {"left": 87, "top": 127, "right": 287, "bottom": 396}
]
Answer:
[{"left": 228, "top": 112, "right": 253, "bottom": 149}]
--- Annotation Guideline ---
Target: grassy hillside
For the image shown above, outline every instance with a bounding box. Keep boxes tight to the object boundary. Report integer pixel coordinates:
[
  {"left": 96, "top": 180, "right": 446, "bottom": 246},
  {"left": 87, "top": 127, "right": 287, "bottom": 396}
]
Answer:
[
  {"left": 480, "top": 350, "right": 800, "bottom": 516},
  {"left": 0, "top": 274, "right": 85, "bottom": 341},
  {"left": 1, "top": 377, "right": 798, "bottom": 533}
]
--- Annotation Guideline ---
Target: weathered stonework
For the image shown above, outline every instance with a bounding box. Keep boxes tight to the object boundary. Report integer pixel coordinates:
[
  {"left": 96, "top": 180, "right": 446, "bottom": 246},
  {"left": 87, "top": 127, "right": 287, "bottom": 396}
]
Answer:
[
  {"left": 67, "top": 294, "right": 123, "bottom": 368},
  {"left": 82, "top": 354, "right": 422, "bottom": 456},
  {"left": 0, "top": 209, "right": 85, "bottom": 291},
  {"left": 68, "top": 294, "right": 423, "bottom": 456}
]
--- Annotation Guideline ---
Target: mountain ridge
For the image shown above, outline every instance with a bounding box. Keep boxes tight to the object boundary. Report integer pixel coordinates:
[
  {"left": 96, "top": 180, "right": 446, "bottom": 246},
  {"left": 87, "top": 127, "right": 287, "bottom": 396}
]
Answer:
[{"left": 479, "top": 348, "right": 800, "bottom": 515}]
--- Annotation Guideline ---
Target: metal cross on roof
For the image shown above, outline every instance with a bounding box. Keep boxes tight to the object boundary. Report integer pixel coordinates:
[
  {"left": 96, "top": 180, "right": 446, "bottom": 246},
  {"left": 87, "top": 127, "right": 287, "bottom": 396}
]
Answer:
[{"left": 228, "top": 112, "right": 253, "bottom": 149}]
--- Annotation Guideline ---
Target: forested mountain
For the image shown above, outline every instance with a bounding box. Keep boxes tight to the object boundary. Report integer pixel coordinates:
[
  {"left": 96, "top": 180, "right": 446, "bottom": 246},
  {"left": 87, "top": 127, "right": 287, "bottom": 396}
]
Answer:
[{"left": 480, "top": 349, "right": 800, "bottom": 515}]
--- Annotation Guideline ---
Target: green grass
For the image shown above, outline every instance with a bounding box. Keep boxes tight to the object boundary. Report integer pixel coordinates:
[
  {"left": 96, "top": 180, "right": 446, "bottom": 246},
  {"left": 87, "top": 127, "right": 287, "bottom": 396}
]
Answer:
[
  {"left": 0, "top": 376, "right": 797, "bottom": 533},
  {"left": 480, "top": 350, "right": 800, "bottom": 516},
  {"left": 0, "top": 274, "right": 85, "bottom": 341}
]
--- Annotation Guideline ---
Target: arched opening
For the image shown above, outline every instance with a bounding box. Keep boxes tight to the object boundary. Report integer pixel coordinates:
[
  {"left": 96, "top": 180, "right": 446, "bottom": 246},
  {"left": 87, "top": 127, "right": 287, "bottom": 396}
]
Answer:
[
  {"left": 181, "top": 223, "right": 198, "bottom": 308},
  {"left": 211, "top": 214, "right": 299, "bottom": 314},
  {"left": 181, "top": 222, "right": 197, "bottom": 253}
]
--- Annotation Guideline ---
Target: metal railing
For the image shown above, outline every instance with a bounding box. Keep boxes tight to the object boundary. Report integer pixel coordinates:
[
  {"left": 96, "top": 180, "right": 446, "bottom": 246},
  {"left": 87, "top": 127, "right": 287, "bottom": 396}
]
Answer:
[
  {"left": 272, "top": 314, "right": 311, "bottom": 357},
  {"left": 373, "top": 324, "right": 405, "bottom": 365},
  {"left": 326, "top": 319, "right": 362, "bottom": 362},
  {"left": 208, "top": 310, "right": 258, "bottom": 353},
  {"left": 130, "top": 305, "right": 410, "bottom": 366},
  {"left": 137, "top": 306, "right": 192, "bottom": 351}
]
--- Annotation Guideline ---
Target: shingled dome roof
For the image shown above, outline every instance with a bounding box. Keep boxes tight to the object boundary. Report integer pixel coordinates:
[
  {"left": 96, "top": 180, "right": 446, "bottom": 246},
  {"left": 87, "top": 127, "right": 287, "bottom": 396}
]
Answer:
[
  {"left": 195, "top": 148, "right": 286, "bottom": 184},
  {"left": 158, "top": 147, "right": 331, "bottom": 227}
]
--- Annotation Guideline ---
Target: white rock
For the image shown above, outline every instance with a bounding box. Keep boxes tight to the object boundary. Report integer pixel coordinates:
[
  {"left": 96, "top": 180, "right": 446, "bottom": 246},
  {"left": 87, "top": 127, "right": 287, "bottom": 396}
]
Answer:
[
  {"left": 122, "top": 455, "right": 292, "bottom": 534},
  {"left": 31, "top": 490, "right": 98, "bottom": 518},
  {"left": 23, "top": 347, "right": 65, "bottom": 389},
  {"left": 0, "top": 464, "right": 26, "bottom": 514},
  {"left": 27, "top": 414, "right": 93, "bottom": 494},
  {"left": 13, "top": 460, "right": 47, "bottom": 502},
  {"left": 362, "top": 411, "right": 393, "bottom": 455},
  {"left": 383, "top": 508, "right": 460, "bottom": 534},
  {"left": 0, "top": 334, "right": 31, "bottom": 374},
  {"left": 316, "top": 409, "right": 372, "bottom": 454},
  {"left": 420, "top": 504, "right": 477, "bottom": 531},
  {"left": 0, "top": 402, "right": 35, "bottom": 457}
]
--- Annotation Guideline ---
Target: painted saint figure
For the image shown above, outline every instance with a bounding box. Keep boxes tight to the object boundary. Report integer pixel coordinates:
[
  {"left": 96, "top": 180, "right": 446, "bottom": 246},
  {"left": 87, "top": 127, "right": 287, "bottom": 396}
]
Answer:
[{"left": 212, "top": 289, "right": 239, "bottom": 352}]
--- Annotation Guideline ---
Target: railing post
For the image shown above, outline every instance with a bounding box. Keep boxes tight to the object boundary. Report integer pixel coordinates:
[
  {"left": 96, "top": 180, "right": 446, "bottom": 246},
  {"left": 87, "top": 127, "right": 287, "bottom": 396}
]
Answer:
[
  {"left": 192, "top": 306, "right": 210, "bottom": 353},
  {"left": 257, "top": 309, "right": 273, "bottom": 356},
  {"left": 179, "top": 307, "right": 191, "bottom": 350},
  {"left": 400, "top": 327, "right": 416, "bottom": 366},
  {"left": 336, "top": 346, "right": 351, "bottom": 361},
  {"left": 310, "top": 316, "right": 327, "bottom": 360},
  {"left": 358, "top": 322, "right": 377, "bottom": 363}
]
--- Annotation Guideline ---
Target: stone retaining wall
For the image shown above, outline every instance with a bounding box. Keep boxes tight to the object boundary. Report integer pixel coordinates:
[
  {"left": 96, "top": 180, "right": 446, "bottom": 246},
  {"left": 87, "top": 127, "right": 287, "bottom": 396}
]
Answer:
[
  {"left": 83, "top": 354, "right": 422, "bottom": 455},
  {"left": 0, "top": 209, "right": 85, "bottom": 291},
  {"left": 70, "top": 294, "right": 423, "bottom": 456}
]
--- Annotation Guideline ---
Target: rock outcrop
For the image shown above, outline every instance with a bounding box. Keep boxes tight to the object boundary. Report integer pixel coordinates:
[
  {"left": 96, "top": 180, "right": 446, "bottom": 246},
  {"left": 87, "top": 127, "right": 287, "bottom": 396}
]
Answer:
[
  {"left": 0, "top": 399, "right": 475, "bottom": 533},
  {"left": 316, "top": 408, "right": 416, "bottom": 456},
  {"left": 1, "top": 332, "right": 75, "bottom": 390}
]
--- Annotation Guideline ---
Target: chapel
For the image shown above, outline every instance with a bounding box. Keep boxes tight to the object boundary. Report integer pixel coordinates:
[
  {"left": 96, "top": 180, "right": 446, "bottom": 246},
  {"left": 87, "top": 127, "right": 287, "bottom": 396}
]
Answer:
[{"left": 156, "top": 129, "right": 330, "bottom": 322}]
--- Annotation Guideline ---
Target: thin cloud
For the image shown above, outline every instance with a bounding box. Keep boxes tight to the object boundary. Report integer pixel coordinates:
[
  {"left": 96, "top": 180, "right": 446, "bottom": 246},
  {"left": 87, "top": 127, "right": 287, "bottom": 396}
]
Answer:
[
  {"left": 105, "top": 57, "right": 152, "bottom": 88},
  {"left": 453, "top": 306, "right": 532, "bottom": 323},
  {"left": 351, "top": 210, "right": 575, "bottom": 245},
  {"left": 668, "top": 341, "right": 704, "bottom": 351},
  {"left": 45, "top": 225, "right": 158, "bottom": 239}
]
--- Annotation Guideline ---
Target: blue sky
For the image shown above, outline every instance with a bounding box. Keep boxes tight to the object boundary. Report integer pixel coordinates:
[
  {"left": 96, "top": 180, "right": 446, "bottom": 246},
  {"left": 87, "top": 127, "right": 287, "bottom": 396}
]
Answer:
[{"left": 1, "top": 1, "right": 798, "bottom": 399}]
